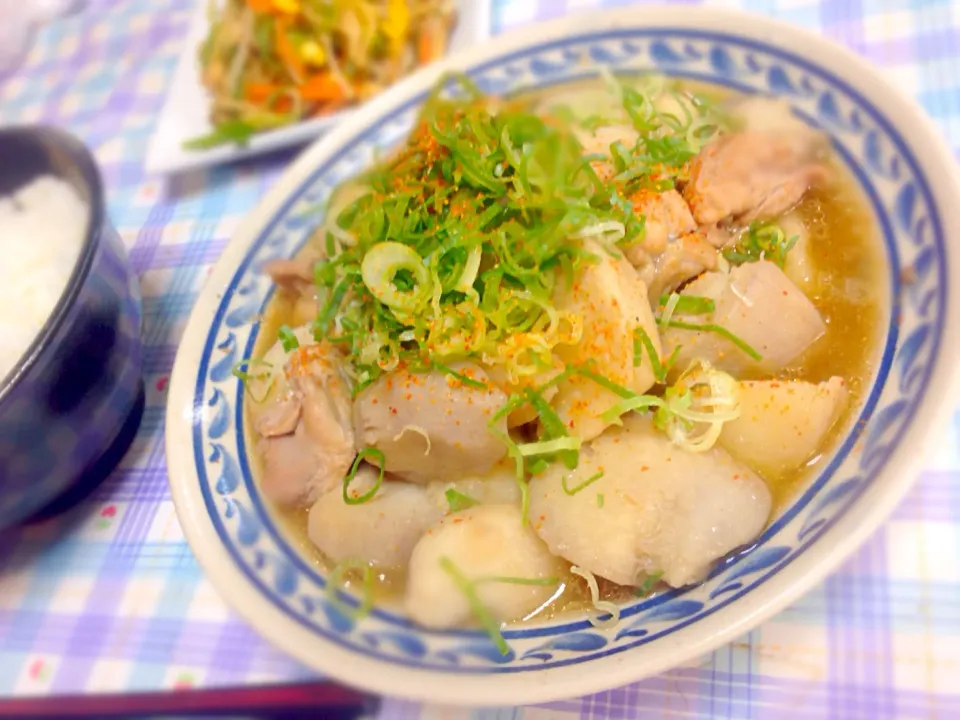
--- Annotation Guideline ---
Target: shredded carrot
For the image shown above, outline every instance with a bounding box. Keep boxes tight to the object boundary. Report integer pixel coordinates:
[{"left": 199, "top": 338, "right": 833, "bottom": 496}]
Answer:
[
  {"left": 247, "top": 0, "right": 275, "bottom": 13},
  {"left": 310, "top": 98, "right": 348, "bottom": 116},
  {"left": 192, "top": 1, "right": 457, "bottom": 149},
  {"left": 244, "top": 82, "right": 293, "bottom": 112},
  {"left": 417, "top": 21, "right": 440, "bottom": 64},
  {"left": 275, "top": 20, "right": 304, "bottom": 83},
  {"left": 244, "top": 81, "right": 278, "bottom": 103},
  {"left": 300, "top": 72, "right": 345, "bottom": 102}
]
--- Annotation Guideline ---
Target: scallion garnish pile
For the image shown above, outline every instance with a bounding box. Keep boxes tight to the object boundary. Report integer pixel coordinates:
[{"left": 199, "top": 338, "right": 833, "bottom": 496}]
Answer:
[{"left": 310, "top": 73, "right": 724, "bottom": 394}]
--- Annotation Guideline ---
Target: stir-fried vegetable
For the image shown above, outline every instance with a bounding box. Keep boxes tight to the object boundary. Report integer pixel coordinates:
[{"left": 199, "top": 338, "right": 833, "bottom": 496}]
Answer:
[{"left": 189, "top": 0, "right": 457, "bottom": 149}]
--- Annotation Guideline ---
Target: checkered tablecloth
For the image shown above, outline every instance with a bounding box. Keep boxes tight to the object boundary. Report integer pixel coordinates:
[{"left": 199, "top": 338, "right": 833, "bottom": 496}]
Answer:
[{"left": 1, "top": 0, "right": 959, "bottom": 717}]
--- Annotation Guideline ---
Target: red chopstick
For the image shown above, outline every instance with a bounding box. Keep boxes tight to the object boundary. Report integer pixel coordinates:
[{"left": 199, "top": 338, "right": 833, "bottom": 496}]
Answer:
[{"left": 0, "top": 681, "right": 374, "bottom": 718}]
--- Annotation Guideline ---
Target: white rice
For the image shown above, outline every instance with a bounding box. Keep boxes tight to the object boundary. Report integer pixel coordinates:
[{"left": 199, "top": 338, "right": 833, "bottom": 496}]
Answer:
[{"left": 0, "top": 176, "right": 90, "bottom": 381}]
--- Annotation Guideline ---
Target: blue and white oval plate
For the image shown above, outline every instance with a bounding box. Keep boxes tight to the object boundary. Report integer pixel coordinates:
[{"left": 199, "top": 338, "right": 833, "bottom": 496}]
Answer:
[{"left": 166, "top": 6, "right": 960, "bottom": 706}]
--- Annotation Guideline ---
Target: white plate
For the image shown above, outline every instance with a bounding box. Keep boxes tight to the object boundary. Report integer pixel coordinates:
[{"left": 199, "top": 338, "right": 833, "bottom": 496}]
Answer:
[{"left": 144, "top": 0, "right": 491, "bottom": 175}]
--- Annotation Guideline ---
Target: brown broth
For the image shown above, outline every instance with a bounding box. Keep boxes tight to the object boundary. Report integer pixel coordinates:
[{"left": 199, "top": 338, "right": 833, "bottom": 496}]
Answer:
[
  {"left": 245, "top": 82, "right": 887, "bottom": 620},
  {"left": 763, "top": 174, "right": 886, "bottom": 510}
]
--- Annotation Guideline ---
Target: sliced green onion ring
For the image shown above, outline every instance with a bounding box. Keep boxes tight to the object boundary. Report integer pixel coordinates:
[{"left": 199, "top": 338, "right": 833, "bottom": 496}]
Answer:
[
  {"left": 654, "top": 359, "right": 741, "bottom": 453},
  {"left": 342, "top": 448, "right": 386, "bottom": 505},
  {"left": 361, "top": 241, "right": 433, "bottom": 312}
]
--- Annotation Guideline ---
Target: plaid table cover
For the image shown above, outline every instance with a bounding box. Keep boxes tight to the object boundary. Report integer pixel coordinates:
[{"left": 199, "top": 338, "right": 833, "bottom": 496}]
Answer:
[{"left": 1, "top": 0, "right": 959, "bottom": 717}]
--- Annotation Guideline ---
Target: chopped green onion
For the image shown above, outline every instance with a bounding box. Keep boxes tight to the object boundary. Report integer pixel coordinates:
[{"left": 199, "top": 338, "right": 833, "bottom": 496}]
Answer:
[
  {"left": 527, "top": 458, "right": 549, "bottom": 475},
  {"left": 517, "top": 477, "right": 531, "bottom": 526},
  {"left": 278, "top": 325, "right": 299, "bottom": 352},
  {"left": 533, "top": 365, "right": 578, "bottom": 395},
  {"left": 231, "top": 358, "right": 274, "bottom": 404},
  {"left": 456, "top": 245, "right": 483, "bottom": 292},
  {"left": 571, "top": 364, "right": 636, "bottom": 399},
  {"left": 659, "top": 292, "right": 682, "bottom": 327},
  {"left": 657, "top": 294, "right": 715, "bottom": 315},
  {"left": 439, "top": 557, "right": 510, "bottom": 656},
  {"left": 342, "top": 449, "right": 386, "bottom": 505},
  {"left": 445, "top": 488, "right": 479, "bottom": 512},
  {"left": 561, "top": 469, "right": 605, "bottom": 496},
  {"left": 327, "top": 559, "right": 374, "bottom": 620},
  {"left": 517, "top": 437, "right": 582, "bottom": 457},
  {"left": 652, "top": 359, "right": 741, "bottom": 453},
  {"left": 596, "top": 493, "right": 605, "bottom": 508},
  {"left": 722, "top": 221, "right": 798, "bottom": 268},
  {"left": 658, "top": 319, "right": 762, "bottom": 361},
  {"left": 312, "top": 274, "right": 354, "bottom": 342},
  {"left": 291, "top": 75, "right": 723, "bottom": 393},
  {"left": 489, "top": 382, "right": 588, "bottom": 492},
  {"left": 633, "top": 327, "right": 669, "bottom": 383},
  {"left": 432, "top": 362, "right": 488, "bottom": 390},
  {"left": 360, "top": 241, "right": 433, "bottom": 312},
  {"left": 523, "top": 388, "right": 566, "bottom": 438},
  {"left": 634, "top": 571, "right": 664, "bottom": 597},
  {"left": 314, "top": 259, "right": 337, "bottom": 287},
  {"left": 524, "top": 388, "right": 578, "bottom": 469},
  {"left": 475, "top": 575, "right": 560, "bottom": 587},
  {"left": 600, "top": 393, "right": 666, "bottom": 424},
  {"left": 487, "top": 394, "right": 527, "bottom": 480}
]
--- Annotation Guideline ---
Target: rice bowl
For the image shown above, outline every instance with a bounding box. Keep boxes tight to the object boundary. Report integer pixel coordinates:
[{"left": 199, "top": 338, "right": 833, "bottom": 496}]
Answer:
[
  {"left": 0, "top": 176, "right": 90, "bottom": 384},
  {"left": 0, "top": 126, "right": 145, "bottom": 529}
]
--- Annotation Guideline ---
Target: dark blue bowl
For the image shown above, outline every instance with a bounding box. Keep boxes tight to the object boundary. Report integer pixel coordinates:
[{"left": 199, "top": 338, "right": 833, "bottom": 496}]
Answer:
[{"left": 0, "top": 126, "right": 144, "bottom": 529}]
